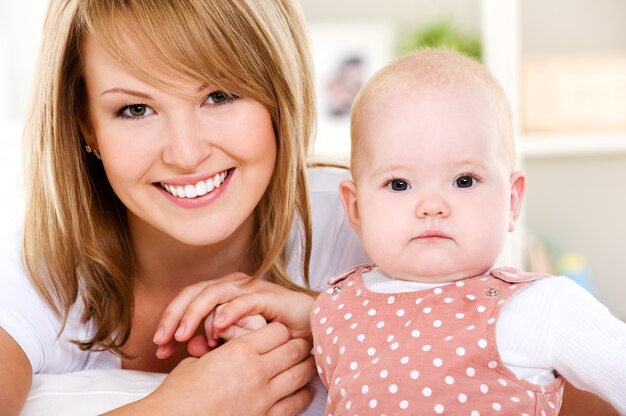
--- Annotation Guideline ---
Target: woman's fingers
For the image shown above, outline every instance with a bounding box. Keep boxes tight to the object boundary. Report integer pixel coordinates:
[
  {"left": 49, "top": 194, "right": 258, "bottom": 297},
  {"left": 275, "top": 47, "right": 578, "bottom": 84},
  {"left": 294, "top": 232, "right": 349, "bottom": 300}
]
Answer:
[
  {"left": 154, "top": 281, "right": 212, "bottom": 345},
  {"left": 154, "top": 273, "right": 253, "bottom": 345},
  {"left": 268, "top": 355, "right": 316, "bottom": 396},
  {"left": 213, "top": 293, "right": 268, "bottom": 328},
  {"left": 266, "top": 385, "right": 316, "bottom": 416},
  {"left": 259, "top": 333, "right": 313, "bottom": 378},
  {"left": 149, "top": 323, "right": 314, "bottom": 415},
  {"left": 214, "top": 291, "right": 314, "bottom": 339},
  {"left": 155, "top": 339, "right": 177, "bottom": 360}
]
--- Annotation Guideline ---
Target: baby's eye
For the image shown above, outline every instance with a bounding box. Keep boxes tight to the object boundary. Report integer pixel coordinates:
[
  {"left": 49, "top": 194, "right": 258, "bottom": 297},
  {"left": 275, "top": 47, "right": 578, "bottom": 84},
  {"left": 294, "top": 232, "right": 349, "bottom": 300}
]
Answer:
[
  {"left": 206, "top": 91, "right": 237, "bottom": 105},
  {"left": 455, "top": 175, "right": 477, "bottom": 188},
  {"left": 117, "top": 104, "right": 155, "bottom": 119},
  {"left": 387, "top": 179, "right": 411, "bottom": 192}
]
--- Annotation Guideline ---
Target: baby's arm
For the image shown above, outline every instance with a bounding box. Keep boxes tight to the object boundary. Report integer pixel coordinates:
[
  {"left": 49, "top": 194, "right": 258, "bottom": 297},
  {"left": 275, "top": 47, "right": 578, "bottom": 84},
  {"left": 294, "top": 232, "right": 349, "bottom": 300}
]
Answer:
[{"left": 549, "top": 277, "right": 626, "bottom": 414}]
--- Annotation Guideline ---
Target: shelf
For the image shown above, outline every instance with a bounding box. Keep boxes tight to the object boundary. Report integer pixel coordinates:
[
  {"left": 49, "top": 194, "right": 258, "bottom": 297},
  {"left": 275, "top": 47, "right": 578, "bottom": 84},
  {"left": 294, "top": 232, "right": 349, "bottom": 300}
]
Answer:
[{"left": 520, "top": 131, "right": 626, "bottom": 158}]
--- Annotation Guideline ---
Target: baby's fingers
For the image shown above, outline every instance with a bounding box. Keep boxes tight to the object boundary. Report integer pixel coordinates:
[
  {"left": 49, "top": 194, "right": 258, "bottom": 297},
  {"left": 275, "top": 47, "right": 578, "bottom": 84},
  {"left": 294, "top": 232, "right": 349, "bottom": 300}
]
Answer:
[
  {"left": 218, "top": 313, "right": 266, "bottom": 341},
  {"left": 187, "top": 334, "right": 213, "bottom": 357}
]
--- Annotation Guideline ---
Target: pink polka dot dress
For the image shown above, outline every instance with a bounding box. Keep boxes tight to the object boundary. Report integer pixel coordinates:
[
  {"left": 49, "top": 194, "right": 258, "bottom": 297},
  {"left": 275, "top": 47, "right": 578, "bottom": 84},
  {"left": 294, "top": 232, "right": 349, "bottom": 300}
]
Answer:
[{"left": 311, "top": 264, "right": 565, "bottom": 415}]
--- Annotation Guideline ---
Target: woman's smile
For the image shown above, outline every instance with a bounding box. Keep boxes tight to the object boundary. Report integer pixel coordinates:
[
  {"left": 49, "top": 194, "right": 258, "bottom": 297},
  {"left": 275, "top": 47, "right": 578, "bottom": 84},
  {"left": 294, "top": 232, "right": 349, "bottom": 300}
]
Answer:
[{"left": 158, "top": 168, "right": 232, "bottom": 200}]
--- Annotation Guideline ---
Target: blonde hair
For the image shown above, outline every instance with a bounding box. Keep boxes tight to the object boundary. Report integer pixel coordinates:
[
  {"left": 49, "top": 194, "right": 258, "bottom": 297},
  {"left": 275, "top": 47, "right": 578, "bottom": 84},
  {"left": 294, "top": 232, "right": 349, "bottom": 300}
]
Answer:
[
  {"left": 350, "top": 48, "right": 515, "bottom": 175},
  {"left": 23, "top": 0, "right": 315, "bottom": 356}
]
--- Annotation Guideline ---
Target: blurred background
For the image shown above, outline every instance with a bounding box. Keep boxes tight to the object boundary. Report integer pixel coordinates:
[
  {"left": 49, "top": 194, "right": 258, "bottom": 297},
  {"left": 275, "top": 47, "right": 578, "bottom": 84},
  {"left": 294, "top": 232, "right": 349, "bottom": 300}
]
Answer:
[{"left": 1, "top": 0, "right": 625, "bottom": 320}]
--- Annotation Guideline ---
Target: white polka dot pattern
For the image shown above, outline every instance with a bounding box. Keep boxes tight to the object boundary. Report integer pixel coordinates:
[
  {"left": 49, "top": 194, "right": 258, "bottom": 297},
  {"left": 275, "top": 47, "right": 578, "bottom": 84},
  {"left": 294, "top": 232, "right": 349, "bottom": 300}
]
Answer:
[{"left": 311, "top": 265, "right": 564, "bottom": 415}]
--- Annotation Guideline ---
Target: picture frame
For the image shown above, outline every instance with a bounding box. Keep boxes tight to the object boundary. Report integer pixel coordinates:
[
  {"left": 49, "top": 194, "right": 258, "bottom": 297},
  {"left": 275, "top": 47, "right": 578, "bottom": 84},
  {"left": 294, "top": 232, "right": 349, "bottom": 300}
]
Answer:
[{"left": 308, "top": 21, "right": 396, "bottom": 161}]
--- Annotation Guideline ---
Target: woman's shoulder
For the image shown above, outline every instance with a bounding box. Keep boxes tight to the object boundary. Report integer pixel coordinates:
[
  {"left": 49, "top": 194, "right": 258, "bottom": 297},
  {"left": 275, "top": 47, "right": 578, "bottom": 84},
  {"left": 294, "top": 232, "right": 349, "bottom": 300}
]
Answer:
[
  {"left": 0, "top": 221, "right": 100, "bottom": 374},
  {"left": 307, "top": 165, "right": 351, "bottom": 195},
  {"left": 304, "top": 165, "right": 369, "bottom": 290}
]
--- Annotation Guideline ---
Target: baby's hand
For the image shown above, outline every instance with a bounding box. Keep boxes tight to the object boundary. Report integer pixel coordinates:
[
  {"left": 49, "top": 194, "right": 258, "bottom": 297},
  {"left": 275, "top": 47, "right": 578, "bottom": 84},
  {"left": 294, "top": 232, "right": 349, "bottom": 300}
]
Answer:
[
  {"left": 215, "top": 305, "right": 267, "bottom": 341},
  {"left": 183, "top": 304, "right": 267, "bottom": 358},
  {"left": 153, "top": 272, "right": 314, "bottom": 358},
  {"left": 155, "top": 302, "right": 267, "bottom": 359}
]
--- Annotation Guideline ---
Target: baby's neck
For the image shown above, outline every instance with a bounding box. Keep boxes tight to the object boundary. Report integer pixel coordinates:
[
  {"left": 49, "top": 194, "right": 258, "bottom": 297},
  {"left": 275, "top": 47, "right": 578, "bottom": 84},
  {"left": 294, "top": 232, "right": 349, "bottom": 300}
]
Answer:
[{"left": 363, "top": 268, "right": 450, "bottom": 294}]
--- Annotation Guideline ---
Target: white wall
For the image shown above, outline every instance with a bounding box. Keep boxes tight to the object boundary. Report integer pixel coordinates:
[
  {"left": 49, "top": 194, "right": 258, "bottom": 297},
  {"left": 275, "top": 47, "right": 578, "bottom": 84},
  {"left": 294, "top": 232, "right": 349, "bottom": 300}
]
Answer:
[
  {"left": 521, "top": 0, "right": 626, "bottom": 54},
  {"left": 519, "top": 0, "right": 626, "bottom": 320},
  {"left": 0, "top": 1, "right": 46, "bottom": 223},
  {"left": 0, "top": 0, "right": 46, "bottom": 124}
]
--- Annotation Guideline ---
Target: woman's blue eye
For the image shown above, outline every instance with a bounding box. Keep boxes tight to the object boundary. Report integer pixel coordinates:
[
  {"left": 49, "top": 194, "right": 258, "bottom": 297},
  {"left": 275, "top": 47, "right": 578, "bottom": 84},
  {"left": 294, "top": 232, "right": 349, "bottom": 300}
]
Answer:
[
  {"left": 455, "top": 175, "right": 476, "bottom": 188},
  {"left": 388, "top": 179, "right": 410, "bottom": 191}
]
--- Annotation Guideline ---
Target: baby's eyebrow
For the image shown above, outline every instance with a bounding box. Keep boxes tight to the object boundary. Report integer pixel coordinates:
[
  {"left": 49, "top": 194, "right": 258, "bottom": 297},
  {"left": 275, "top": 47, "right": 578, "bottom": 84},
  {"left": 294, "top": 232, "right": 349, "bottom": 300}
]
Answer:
[
  {"left": 370, "top": 163, "right": 411, "bottom": 178},
  {"left": 451, "top": 158, "right": 489, "bottom": 170}
]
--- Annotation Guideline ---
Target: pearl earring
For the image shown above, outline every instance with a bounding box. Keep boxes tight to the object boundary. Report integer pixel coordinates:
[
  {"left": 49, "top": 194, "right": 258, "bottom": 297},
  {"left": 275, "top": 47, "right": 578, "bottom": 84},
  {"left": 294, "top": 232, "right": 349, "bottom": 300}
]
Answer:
[{"left": 85, "top": 145, "right": 102, "bottom": 160}]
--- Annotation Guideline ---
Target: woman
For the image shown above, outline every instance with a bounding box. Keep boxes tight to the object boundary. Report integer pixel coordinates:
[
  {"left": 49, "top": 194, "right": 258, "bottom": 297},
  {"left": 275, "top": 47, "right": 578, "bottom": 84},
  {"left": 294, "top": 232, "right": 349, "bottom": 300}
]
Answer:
[
  {"left": 0, "top": 0, "right": 365, "bottom": 414},
  {"left": 0, "top": 0, "right": 615, "bottom": 415}
]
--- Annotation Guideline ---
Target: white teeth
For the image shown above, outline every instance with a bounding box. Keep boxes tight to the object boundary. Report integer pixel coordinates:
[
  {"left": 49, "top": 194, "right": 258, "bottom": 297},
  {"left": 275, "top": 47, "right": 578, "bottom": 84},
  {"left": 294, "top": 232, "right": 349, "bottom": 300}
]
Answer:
[
  {"left": 195, "top": 180, "right": 207, "bottom": 196},
  {"left": 161, "top": 170, "right": 229, "bottom": 199},
  {"left": 206, "top": 177, "right": 215, "bottom": 193},
  {"left": 184, "top": 184, "right": 197, "bottom": 198}
]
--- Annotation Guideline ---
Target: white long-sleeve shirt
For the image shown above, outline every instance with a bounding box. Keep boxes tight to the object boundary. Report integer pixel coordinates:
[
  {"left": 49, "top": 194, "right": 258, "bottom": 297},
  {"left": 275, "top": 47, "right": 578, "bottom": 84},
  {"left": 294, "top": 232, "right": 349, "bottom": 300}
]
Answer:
[{"left": 362, "top": 267, "right": 626, "bottom": 414}]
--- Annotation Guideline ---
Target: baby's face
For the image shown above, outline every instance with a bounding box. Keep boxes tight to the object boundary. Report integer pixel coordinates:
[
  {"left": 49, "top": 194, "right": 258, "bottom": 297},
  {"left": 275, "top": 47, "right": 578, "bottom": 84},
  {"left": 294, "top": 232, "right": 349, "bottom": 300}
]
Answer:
[{"left": 346, "top": 84, "right": 525, "bottom": 282}]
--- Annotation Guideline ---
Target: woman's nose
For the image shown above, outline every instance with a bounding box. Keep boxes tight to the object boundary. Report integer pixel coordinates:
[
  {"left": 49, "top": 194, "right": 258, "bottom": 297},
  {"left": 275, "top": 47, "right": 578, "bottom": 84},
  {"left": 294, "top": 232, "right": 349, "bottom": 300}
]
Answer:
[
  {"left": 416, "top": 193, "right": 450, "bottom": 218},
  {"left": 161, "top": 114, "right": 212, "bottom": 170}
]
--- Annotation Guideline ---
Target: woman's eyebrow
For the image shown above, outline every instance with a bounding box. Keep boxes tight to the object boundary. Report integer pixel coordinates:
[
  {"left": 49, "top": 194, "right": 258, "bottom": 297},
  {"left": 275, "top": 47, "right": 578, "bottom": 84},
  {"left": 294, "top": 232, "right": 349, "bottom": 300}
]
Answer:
[{"left": 100, "top": 88, "right": 153, "bottom": 100}]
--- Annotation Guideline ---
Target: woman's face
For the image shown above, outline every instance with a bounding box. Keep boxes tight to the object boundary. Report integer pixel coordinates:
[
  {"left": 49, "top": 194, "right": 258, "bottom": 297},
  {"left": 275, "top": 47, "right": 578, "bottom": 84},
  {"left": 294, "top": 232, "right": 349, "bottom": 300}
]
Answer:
[{"left": 82, "top": 35, "right": 277, "bottom": 246}]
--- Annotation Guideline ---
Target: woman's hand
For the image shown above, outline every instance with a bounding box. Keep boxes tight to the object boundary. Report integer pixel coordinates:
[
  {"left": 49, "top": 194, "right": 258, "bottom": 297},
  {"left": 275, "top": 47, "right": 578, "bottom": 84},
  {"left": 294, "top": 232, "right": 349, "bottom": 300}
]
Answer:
[
  {"left": 182, "top": 303, "right": 268, "bottom": 358},
  {"left": 106, "top": 323, "right": 316, "bottom": 416},
  {"left": 153, "top": 272, "right": 315, "bottom": 358}
]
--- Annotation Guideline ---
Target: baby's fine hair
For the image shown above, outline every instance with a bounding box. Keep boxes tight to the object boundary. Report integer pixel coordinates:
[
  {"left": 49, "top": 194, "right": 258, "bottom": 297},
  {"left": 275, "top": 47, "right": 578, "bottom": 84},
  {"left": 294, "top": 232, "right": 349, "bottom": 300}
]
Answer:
[{"left": 350, "top": 48, "right": 515, "bottom": 172}]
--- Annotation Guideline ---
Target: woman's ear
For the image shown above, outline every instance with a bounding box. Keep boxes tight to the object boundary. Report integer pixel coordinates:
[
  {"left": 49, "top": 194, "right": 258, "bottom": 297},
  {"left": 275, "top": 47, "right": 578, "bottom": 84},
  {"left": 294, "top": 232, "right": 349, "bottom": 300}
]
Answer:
[
  {"left": 339, "top": 179, "right": 362, "bottom": 234},
  {"left": 79, "top": 119, "right": 96, "bottom": 148},
  {"left": 508, "top": 170, "right": 527, "bottom": 232}
]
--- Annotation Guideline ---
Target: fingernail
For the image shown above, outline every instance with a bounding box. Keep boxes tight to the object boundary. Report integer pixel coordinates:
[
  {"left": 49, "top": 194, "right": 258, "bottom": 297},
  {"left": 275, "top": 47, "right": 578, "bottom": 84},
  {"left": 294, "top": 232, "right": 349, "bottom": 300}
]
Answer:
[
  {"left": 155, "top": 345, "right": 164, "bottom": 358},
  {"left": 153, "top": 327, "right": 164, "bottom": 343},
  {"left": 175, "top": 323, "right": 186, "bottom": 338},
  {"left": 214, "top": 313, "right": 224, "bottom": 325}
]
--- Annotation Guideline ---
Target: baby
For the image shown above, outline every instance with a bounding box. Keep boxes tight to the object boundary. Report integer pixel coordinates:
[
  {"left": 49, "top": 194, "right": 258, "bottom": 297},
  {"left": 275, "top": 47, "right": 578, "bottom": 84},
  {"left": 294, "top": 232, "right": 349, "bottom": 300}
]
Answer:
[{"left": 311, "top": 49, "right": 626, "bottom": 415}]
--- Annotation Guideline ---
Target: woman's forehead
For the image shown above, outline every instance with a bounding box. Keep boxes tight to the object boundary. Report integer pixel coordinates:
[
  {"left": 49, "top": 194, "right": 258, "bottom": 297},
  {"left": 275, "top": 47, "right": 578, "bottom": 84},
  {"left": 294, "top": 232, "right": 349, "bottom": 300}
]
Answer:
[{"left": 81, "top": 29, "right": 237, "bottom": 98}]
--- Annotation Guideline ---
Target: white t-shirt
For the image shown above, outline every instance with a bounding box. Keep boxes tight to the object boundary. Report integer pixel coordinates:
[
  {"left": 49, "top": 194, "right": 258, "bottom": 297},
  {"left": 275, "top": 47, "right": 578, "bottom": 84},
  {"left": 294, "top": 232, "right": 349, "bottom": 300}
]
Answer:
[
  {"left": 0, "top": 167, "right": 368, "bottom": 374},
  {"left": 0, "top": 167, "right": 367, "bottom": 415}
]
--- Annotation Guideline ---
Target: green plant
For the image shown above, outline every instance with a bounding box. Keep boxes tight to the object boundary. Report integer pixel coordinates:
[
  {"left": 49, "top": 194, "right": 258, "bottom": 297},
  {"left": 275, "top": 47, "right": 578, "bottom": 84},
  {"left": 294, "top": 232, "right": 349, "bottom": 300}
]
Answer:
[{"left": 398, "top": 21, "right": 482, "bottom": 61}]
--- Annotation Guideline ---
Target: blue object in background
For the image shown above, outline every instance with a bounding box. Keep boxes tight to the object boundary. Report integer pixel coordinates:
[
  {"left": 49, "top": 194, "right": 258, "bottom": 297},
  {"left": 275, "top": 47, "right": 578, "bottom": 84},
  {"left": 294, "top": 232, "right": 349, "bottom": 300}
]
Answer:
[{"left": 557, "top": 252, "right": 595, "bottom": 294}]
